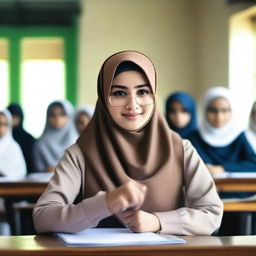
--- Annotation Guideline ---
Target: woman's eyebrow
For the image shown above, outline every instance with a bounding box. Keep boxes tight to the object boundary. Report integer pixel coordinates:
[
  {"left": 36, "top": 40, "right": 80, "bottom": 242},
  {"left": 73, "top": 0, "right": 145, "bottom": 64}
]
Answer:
[
  {"left": 111, "top": 85, "right": 128, "bottom": 89},
  {"left": 135, "top": 84, "right": 151, "bottom": 89},
  {"left": 111, "top": 84, "right": 151, "bottom": 89}
]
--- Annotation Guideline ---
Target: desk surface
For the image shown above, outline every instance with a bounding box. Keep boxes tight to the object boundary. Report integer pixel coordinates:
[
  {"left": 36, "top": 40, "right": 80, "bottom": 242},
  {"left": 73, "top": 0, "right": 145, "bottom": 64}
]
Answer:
[
  {"left": 0, "top": 235, "right": 255, "bottom": 256},
  {"left": 0, "top": 173, "right": 52, "bottom": 196},
  {"left": 214, "top": 176, "right": 256, "bottom": 212},
  {"left": 214, "top": 177, "right": 256, "bottom": 193}
]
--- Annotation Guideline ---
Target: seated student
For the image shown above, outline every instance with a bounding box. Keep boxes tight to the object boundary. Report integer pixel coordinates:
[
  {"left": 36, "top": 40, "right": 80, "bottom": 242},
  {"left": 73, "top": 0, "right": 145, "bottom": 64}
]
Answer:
[
  {"left": 74, "top": 104, "right": 94, "bottom": 135},
  {"left": 33, "top": 51, "right": 223, "bottom": 235},
  {"left": 165, "top": 91, "right": 197, "bottom": 139},
  {"left": 7, "top": 103, "right": 36, "bottom": 173},
  {"left": 245, "top": 101, "right": 256, "bottom": 153},
  {"left": 0, "top": 109, "right": 26, "bottom": 178},
  {"left": 33, "top": 100, "right": 78, "bottom": 172},
  {"left": 188, "top": 86, "right": 256, "bottom": 177}
]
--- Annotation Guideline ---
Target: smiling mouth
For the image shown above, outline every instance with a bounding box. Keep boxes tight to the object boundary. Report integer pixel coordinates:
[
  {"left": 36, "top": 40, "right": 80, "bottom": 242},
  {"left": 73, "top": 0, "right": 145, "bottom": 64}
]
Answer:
[{"left": 122, "top": 113, "right": 142, "bottom": 120}]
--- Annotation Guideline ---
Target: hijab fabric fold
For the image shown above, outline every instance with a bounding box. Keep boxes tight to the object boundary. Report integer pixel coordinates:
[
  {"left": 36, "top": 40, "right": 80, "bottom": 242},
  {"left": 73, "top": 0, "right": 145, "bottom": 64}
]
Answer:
[
  {"left": 7, "top": 103, "right": 36, "bottom": 172},
  {"left": 199, "top": 87, "right": 242, "bottom": 147},
  {"left": 0, "top": 109, "right": 26, "bottom": 178},
  {"left": 165, "top": 91, "right": 197, "bottom": 138},
  {"left": 77, "top": 51, "right": 184, "bottom": 212},
  {"left": 34, "top": 100, "right": 78, "bottom": 172}
]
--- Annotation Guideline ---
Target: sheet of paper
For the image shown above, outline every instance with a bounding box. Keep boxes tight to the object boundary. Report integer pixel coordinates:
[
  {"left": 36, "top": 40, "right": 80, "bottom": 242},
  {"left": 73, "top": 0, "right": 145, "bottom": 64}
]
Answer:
[{"left": 57, "top": 228, "right": 186, "bottom": 246}]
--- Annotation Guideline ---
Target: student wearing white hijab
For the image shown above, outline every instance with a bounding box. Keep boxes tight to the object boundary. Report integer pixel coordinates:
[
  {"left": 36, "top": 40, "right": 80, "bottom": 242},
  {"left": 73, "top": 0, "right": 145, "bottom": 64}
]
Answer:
[
  {"left": 74, "top": 104, "right": 94, "bottom": 135},
  {"left": 188, "top": 87, "right": 256, "bottom": 235},
  {"left": 33, "top": 100, "right": 78, "bottom": 172},
  {"left": 246, "top": 101, "right": 256, "bottom": 153},
  {"left": 188, "top": 86, "right": 256, "bottom": 176},
  {"left": 0, "top": 109, "right": 26, "bottom": 178}
]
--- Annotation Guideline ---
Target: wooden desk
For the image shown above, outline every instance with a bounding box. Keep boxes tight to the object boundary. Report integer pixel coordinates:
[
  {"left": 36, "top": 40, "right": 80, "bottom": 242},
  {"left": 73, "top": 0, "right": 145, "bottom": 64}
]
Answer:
[
  {"left": 0, "top": 181, "right": 47, "bottom": 197},
  {"left": 215, "top": 177, "right": 256, "bottom": 193},
  {"left": 0, "top": 235, "right": 255, "bottom": 256},
  {"left": 0, "top": 178, "right": 48, "bottom": 235},
  {"left": 214, "top": 177, "right": 256, "bottom": 212}
]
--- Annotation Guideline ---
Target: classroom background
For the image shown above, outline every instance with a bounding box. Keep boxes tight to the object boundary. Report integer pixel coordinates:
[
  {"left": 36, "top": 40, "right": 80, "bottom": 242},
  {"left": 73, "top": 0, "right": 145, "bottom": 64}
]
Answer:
[{"left": 1, "top": 0, "right": 256, "bottom": 137}]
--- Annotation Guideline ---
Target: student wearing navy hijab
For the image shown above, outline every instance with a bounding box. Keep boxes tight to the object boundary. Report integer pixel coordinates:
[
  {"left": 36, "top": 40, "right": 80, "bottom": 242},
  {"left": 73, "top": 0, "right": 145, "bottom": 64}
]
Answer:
[
  {"left": 165, "top": 91, "right": 197, "bottom": 139},
  {"left": 7, "top": 103, "right": 36, "bottom": 173},
  {"left": 188, "top": 87, "right": 256, "bottom": 176}
]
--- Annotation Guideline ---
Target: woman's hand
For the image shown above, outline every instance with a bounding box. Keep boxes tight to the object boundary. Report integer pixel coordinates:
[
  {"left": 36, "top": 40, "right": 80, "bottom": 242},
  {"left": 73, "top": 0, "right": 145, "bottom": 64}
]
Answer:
[
  {"left": 47, "top": 166, "right": 56, "bottom": 172},
  {"left": 105, "top": 180, "right": 147, "bottom": 214},
  {"left": 116, "top": 209, "right": 161, "bottom": 233},
  {"left": 206, "top": 164, "right": 225, "bottom": 176}
]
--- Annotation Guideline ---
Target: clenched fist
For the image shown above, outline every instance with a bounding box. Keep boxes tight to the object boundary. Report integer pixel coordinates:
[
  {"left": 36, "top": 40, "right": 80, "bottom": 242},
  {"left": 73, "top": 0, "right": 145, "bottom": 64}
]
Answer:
[{"left": 105, "top": 180, "right": 147, "bottom": 214}]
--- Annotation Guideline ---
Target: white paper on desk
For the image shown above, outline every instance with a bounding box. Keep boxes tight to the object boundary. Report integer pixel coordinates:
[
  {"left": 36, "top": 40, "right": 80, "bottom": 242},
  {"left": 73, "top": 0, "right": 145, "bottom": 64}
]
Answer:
[{"left": 57, "top": 228, "right": 186, "bottom": 246}]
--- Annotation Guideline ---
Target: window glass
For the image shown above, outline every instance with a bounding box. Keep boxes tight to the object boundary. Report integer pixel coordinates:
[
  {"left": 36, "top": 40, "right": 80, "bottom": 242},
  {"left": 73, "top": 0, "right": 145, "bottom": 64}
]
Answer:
[
  {"left": 21, "top": 38, "right": 65, "bottom": 138},
  {"left": 0, "top": 39, "right": 9, "bottom": 109}
]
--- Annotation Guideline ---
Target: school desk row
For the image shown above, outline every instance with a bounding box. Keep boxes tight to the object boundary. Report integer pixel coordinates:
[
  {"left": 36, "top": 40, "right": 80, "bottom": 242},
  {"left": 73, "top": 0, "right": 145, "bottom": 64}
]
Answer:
[
  {"left": 0, "top": 234, "right": 255, "bottom": 256},
  {"left": 0, "top": 173, "right": 256, "bottom": 234}
]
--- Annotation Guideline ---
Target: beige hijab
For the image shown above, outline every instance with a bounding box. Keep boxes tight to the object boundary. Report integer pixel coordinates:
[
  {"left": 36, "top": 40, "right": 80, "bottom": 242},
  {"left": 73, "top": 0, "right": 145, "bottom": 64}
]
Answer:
[{"left": 77, "top": 51, "right": 184, "bottom": 212}]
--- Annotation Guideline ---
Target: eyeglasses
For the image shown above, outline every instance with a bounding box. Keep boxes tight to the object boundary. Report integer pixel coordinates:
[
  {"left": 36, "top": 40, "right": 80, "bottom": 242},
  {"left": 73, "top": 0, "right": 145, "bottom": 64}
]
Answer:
[
  {"left": 109, "top": 90, "right": 154, "bottom": 107},
  {"left": 207, "top": 107, "right": 231, "bottom": 114}
]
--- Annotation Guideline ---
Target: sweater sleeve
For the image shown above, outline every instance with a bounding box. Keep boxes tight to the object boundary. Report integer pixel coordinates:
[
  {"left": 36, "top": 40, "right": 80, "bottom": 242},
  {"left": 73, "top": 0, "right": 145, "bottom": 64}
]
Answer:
[
  {"left": 33, "top": 144, "right": 112, "bottom": 234},
  {"left": 154, "top": 140, "right": 223, "bottom": 235}
]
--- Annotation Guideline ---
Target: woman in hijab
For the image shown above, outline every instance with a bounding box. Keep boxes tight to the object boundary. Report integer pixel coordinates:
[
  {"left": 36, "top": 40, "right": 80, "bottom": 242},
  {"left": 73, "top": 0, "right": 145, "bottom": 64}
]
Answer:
[
  {"left": 33, "top": 100, "right": 78, "bottom": 172},
  {"left": 0, "top": 109, "right": 26, "bottom": 178},
  {"left": 245, "top": 101, "right": 256, "bottom": 153},
  {"left": 188, "top": 87, "right": 256, "bottom": 176},
  {"left": 7, "top": 103, "right": 36, "bottom": 173},
  {"left": 74, "top": 104, "right": 94, "bottom": 135},
  {"left": 165, "top": 91, "right": 197, "bottom": 139},
  {"left": 33, "top": 51, "right": 223, "bottom": 235}
]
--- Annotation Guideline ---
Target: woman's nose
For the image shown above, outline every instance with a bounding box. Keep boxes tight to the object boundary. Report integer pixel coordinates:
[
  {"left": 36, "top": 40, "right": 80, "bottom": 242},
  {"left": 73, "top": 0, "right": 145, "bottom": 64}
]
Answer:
[{"left": 126, "top": 97, "right": 139, "bottom": 109}]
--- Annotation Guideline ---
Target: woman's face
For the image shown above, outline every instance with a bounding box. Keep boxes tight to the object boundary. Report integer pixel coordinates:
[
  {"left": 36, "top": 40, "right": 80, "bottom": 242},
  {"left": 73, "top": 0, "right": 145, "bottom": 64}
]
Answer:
[
  {"left": 12, "top": 115, "right": 21, "bottom": 127},
  {"left": 168, "top": 101, "right": 191, "bottom": 128},
  {"left": 107, "top": 70, "right": 154, "bottom": 131},
  {"left": 0, "top": 114, "right": 9, "bottom": 138},
  {"left": 206, "top": 97, "right": 231, "bottom": 128},
  {"left": 75, "top": 112, "right": 90, "bottom": 134},
  {"left": 48, "top": 106, "right": 68, "bottom": 129}
]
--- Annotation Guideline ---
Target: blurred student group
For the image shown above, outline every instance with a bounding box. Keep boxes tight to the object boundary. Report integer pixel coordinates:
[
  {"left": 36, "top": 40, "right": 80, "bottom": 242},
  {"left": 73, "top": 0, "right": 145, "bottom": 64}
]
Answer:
[{"left": 0, "top": 0, "right": 256, "bottom": 237}]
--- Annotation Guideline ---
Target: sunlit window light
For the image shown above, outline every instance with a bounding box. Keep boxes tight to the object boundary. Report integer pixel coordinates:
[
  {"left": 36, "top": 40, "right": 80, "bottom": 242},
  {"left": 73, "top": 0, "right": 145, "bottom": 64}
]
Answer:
[
  {"left": 229, "top": 10, "right": 256, "bottom": 129},
  {"left": 21, "top": 60, "right": 65, "bottom": 138},
  {"left": 0, "top": 60, "right": 9, "bottom": 109}
]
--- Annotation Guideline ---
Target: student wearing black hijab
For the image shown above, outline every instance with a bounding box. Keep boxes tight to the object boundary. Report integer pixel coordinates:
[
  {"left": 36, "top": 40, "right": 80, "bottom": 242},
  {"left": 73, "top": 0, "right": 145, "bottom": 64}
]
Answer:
[{"left": 7, "top": 103, "right": 36, "bottom": 173}]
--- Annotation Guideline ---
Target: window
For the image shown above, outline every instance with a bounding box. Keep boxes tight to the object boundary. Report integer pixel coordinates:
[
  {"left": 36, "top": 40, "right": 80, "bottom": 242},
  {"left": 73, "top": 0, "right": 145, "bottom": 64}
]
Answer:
[
  {"left": 0, "top": 39, "right": 9, "bottom": 109},
  {"left": 21, "top": 38, "right": 65, "bottom": 137},
  {"left": 229, "top": 6, "right": 256, "bottom": 128},
  {"left": 0, "top": 26, "right": 78, "bottom": 138}
]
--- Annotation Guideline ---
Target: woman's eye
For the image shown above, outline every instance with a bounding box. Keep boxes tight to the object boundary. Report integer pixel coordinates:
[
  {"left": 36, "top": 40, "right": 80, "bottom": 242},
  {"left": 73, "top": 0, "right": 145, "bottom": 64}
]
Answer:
[
  {"left": 137, "top": 89, "right": 150, "bottom": 96},
  {"left": 111, "top": 90, "right": 127, "bottom": 96}
]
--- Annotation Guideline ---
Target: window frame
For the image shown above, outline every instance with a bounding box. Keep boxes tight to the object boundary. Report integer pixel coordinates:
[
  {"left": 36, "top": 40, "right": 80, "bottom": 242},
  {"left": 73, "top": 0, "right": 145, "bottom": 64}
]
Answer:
[{"left": 0, "top": 25, "right": 78, "bottom": 105}]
